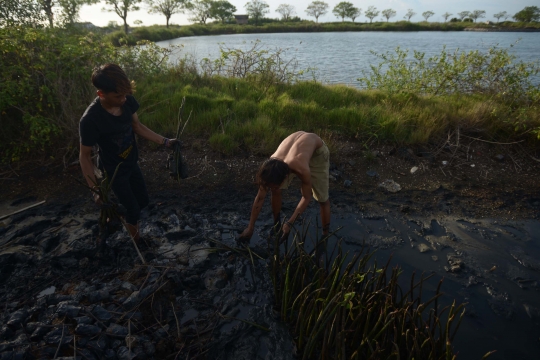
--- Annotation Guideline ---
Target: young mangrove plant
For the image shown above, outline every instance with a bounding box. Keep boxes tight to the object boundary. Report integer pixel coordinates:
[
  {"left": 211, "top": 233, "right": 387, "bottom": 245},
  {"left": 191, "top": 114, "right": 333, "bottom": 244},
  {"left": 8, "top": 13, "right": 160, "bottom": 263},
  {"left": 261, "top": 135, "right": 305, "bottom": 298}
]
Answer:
[{"left": 270, "top": 224, "right": 481, "bottom": 359}]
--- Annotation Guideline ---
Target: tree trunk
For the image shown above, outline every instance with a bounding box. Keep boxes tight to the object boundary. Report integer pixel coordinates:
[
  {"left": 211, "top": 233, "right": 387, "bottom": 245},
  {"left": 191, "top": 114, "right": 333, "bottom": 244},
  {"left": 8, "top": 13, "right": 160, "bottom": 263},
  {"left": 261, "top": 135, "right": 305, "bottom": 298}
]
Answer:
[
  {"left": 124, "top": 19, "right": 128, "bottom": 33},
  {"left": 167, "top": 16, "right": 170, "bottom": 28}
]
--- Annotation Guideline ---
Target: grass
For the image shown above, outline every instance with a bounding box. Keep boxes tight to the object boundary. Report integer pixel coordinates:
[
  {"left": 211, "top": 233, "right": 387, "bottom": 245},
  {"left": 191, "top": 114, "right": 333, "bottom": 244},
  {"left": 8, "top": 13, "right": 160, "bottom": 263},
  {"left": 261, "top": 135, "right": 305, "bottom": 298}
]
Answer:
[
  {"left": 135, "top": 71, "right": 540, "bottom": 156},
  {"left": 268, "top": 224, "right": 482, "bottom": 359},
  {"left": 105, "top": 20, "right": 540, "bottom": 45}
]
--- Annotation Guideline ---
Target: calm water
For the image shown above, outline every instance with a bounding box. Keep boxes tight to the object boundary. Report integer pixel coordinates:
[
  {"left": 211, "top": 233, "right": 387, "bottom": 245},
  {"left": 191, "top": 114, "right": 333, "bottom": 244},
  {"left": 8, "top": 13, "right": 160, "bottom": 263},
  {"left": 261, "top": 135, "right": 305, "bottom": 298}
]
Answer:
[{"left": 157, "top": 31, "right": 540, "bottom": 86}]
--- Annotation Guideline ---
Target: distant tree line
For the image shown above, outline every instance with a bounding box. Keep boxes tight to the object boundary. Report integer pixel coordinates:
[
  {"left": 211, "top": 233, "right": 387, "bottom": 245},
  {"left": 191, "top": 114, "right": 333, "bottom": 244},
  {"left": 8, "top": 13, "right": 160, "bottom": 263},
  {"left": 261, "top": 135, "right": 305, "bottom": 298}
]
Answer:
[{"left": 1, "top": 0, "right": 539, "bottom": 32}]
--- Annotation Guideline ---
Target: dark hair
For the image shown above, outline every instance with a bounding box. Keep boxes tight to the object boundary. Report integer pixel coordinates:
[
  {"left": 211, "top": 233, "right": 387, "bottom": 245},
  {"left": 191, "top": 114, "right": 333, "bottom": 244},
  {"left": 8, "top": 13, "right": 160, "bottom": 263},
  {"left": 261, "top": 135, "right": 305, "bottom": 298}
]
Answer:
[
  {"left": 91, "top": 63, "right": 132, "bottom": 94},
  {"left": 256, "top": 158, "right": 289, "bottom": 189}
]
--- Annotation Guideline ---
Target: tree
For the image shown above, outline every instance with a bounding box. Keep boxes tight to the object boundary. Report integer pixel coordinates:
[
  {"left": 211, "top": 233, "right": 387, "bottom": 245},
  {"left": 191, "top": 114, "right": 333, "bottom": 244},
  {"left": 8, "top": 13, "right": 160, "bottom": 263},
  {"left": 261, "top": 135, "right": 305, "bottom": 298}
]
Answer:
[
  {"left": 457, "top": 11, "right": 470, "bottom": 21},
  {"left": 442, "top": 12, "right": 452, "bottom": 22},
  {"left": 332, "top": 2, "right": 354, "bottom": 22},
  {"left": 58, "top": 0, "right": 99, "bottom": 25},
  {"left": 364, "top": 6, "right": 379, "bottom": 24},
  {"left": 245, "top": 0, "right": 269, "bottom": 25},
  {"left": 146, "top": 0, "right": 188, "bottom": 27},
  {"left": 38, "top": 0, "right": 56, "bottom": 27},
  {"left": 276, "top": 4, "right": 295, "bottom": 21},
  {"left": 381, "top": 8, "right": 396, "bottom": 22},
  {"left": 404, "top": 9, "right": 415, "bottom": 21},
  {"left": 349, "top": 6, "right": 360, "bottom": 22},
  {"left": 469, "top": 10, "right": 486, "bottom": 22},
  {"left": 422, "top": 11, "right": 435, "bottom": 22},
  {"left": 103, "top": 0, "right": 142, "bottom": 33},
  {"left": 186, "top": 0, "right": 213, "bottom": 24},
  {"left": 305, "top": 1, "right": 328, "bottom": 23},
  {"left": 210, "top": 0, "right": 236, "bottom": 24},
  {"left": 0, "top": 0, "right": 45, "bottom": 27},
  {"left": 513, "top": 6, "right": 540, "bottom": 22},
  {"left": 493, "top": 11, "right": 507, "bottom": 23}
]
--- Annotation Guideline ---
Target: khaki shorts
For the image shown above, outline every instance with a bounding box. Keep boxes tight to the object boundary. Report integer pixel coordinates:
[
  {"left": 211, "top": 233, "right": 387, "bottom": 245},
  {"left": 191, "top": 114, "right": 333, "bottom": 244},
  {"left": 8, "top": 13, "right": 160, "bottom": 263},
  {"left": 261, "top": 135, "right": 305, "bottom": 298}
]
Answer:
[{"left": 280, "top": 143, "right": 330, "bottom": 202}]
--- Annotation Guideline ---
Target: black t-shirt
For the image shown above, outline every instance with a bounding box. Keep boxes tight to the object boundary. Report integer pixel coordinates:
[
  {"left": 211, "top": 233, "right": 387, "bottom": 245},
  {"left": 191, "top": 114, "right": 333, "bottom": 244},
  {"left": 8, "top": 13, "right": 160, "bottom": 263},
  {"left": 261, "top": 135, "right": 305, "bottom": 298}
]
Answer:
[{"left": 79, "top": 95, "right": 140, "bottom": 170}]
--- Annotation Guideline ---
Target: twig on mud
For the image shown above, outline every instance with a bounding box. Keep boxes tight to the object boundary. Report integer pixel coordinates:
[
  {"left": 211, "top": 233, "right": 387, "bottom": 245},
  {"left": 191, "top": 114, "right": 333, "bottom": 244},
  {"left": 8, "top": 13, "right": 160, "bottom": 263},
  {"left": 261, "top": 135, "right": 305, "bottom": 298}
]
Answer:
[
  {"left": 53, "top": 325, "right": 65, "bottom": 359},
  {"left": 460, "top": 135, "right": 525, "bottom": 145},
  {"left": 171, "top": 301, "right": 181, "bottom": 339},
  {"left": 440, "top": 167, "right": 447, "bottom": 177},
  {"left": 507, "top": 152, "right": 522, "bottom": 172},
  {"left": 119, "top": 218, "right": 146, "bottom": 264}
]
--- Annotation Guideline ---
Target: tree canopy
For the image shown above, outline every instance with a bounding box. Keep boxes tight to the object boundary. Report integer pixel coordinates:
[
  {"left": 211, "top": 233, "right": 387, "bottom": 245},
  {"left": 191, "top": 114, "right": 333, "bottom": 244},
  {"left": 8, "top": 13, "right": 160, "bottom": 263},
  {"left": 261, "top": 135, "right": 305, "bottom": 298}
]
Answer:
[
  {"left": 210, "top": 0, "right": 236, "bottom": 24},
  {"left": 513, "top": 6, "right": 540, "bottom": 22},
  {"left": 103, "top": 0, "right": 142, "bottom": 33},
  {"left": 404, "top": 9, "right": 416, "bottom": 21},
  {"left": 469, "top": 10, "right": 486, "bottom": 22},
  {"left": 276, "top": 4, "right": 295, "bottom": 21},
  {"left": 187, "top": 0, "right": 213, "bottom": 24},
  {"left": 364, "top": 6, "right": 379, "bottom": 23},
  {"left": 146, "top": 0, "right": 188, "bottom": 27},
  {"left": 305, "top": 1, "right": 328, "bottom": 23},
  {"left": 381, "top": 8, "right": 396, "bottom": 22},
  {"left": 245, "top": 0, "right": 270, "bottom": 25},
  {"left": 332, "top": 2, "right": 355, "bottom": 22},
  {"left": 422, "top": 11, "right": 435, "bottom": 21}
]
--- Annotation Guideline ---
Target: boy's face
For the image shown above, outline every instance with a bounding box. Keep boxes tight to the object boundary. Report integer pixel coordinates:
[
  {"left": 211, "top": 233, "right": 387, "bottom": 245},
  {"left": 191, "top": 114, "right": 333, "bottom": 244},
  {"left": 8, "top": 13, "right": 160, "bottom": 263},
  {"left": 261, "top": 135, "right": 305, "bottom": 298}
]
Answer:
[{"left": 97, "top": 90, "right": 127, "bottom": 108}]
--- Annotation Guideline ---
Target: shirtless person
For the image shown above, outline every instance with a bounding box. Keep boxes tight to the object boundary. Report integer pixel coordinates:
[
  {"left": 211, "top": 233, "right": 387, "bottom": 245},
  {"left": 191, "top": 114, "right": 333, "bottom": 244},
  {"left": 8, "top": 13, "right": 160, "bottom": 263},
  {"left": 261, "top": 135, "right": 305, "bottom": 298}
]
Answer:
[{"left": 239, "top": 131, "right": 330, "bottom": 241}]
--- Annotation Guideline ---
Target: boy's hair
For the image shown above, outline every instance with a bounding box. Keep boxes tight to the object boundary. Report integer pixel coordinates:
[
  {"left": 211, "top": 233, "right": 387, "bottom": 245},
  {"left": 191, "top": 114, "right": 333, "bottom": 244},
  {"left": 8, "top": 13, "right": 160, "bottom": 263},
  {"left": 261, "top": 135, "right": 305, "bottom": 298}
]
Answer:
[
  {"left": 91, "top": 63, "right": 132, "bottom": 94},
  {"left": 256, "top": 158, "right": 289, "bottom": 189}
]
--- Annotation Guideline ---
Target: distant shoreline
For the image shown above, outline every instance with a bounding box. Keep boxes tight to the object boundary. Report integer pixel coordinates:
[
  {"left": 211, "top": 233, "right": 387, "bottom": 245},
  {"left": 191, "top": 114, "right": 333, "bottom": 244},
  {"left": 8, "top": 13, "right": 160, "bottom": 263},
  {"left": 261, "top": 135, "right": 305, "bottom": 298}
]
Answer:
[{"left": 464, "top": 28, "right": 540, "bottom": 32}]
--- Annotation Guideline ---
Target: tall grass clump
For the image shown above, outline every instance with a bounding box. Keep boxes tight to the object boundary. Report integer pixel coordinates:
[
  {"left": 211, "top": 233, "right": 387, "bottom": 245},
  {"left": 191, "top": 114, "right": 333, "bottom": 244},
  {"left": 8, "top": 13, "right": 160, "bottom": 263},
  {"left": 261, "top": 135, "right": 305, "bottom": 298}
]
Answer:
[{"left": 269, "top": 227, "right": 485, "bottom": 359}]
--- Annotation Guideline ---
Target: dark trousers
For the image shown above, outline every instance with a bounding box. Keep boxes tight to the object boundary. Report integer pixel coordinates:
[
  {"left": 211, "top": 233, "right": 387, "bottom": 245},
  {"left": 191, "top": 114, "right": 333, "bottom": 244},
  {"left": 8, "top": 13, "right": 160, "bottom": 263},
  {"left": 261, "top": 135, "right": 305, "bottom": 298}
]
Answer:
[{"left": 106, "top": 163, "right": 149, "bottom": 225}]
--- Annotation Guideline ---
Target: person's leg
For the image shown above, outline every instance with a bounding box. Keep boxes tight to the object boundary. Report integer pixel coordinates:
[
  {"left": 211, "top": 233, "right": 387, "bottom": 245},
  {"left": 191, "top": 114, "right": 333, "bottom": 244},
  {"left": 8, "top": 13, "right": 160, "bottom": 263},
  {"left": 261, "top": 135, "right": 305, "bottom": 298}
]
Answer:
[
  {"left": 319, "top": 199, "right": 331, "bottom": 235},
  {"left": 110, "top": 167, "right": 142, "bottom": 241},
  {"left": 129, "top": 164, "right": 149, "bottom": 211}
]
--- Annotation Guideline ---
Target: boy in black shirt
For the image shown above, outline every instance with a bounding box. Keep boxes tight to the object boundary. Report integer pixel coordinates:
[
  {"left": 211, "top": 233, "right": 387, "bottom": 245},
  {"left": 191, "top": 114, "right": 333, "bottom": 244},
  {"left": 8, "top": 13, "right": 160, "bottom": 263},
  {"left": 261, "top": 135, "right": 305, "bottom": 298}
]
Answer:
[{"left": 79, "top": 64, "right": 175, "bottom": 242}]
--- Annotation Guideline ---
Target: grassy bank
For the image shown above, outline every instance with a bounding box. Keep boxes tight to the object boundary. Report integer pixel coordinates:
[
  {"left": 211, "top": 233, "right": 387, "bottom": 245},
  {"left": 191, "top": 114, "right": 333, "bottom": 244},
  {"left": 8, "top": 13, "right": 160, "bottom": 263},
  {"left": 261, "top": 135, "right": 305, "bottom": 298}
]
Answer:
[
  {"left": 134, "top": 73, "right": 539, "bottom": 155},
  {"left": 106, "top": 20, "right": 539, "bottom": 45},
  {"left": 1, "top": 26, "right": 538, "bottom": 164}
]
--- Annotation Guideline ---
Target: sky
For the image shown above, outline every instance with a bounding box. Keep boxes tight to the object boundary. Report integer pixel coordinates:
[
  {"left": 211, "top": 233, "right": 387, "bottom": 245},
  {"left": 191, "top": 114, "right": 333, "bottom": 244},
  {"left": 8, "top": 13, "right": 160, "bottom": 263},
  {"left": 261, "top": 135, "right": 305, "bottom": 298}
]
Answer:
[{"left": 78, "top": 0, "right": 534, "bottom": 27}]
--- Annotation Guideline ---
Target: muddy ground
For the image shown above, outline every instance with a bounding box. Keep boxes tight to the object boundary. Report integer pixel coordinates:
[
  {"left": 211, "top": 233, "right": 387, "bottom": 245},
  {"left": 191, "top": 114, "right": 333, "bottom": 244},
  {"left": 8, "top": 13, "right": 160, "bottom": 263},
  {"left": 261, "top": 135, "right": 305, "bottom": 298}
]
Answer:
[{"left": 1, "top": 136, "right": 540, "bottom": 359}]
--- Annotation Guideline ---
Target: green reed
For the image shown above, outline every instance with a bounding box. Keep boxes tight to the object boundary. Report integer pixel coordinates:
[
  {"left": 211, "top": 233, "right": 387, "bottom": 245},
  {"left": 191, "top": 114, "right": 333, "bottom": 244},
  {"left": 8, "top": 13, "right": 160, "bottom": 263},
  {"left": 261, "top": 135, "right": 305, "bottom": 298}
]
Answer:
[{"left": 269, "top": 226, "right": 485, "bottom": 359}]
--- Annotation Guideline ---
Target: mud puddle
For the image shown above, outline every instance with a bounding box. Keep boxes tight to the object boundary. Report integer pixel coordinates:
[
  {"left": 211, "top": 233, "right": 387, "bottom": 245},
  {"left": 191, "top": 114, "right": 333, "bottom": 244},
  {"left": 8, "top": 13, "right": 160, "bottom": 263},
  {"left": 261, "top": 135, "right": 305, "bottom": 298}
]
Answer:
[{"left": 263, "top": 205, "right": 540, "bottom": 360}]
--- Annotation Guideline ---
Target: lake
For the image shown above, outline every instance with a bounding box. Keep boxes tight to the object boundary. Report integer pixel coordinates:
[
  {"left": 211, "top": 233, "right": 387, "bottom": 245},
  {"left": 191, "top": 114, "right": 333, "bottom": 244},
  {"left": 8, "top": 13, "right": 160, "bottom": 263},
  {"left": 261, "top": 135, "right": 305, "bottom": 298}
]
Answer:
[{"left": 157, "top": 31, "right": 540, "bottom": 86}]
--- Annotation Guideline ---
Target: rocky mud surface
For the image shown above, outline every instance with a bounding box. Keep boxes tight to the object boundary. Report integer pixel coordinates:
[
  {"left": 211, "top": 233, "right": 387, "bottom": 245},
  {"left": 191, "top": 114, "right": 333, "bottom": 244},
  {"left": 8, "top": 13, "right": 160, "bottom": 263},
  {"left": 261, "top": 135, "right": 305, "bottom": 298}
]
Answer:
[{"left": 1, "top": 138, "right": 540, "bottom": 359}]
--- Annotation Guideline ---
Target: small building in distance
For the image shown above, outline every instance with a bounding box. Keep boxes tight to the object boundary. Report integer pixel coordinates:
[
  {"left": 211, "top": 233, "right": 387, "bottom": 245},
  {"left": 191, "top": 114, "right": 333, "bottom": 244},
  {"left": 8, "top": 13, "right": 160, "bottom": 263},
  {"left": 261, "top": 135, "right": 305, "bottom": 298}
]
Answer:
[{"left": 234, "top": 15, "right": 249, "bottom": 25}]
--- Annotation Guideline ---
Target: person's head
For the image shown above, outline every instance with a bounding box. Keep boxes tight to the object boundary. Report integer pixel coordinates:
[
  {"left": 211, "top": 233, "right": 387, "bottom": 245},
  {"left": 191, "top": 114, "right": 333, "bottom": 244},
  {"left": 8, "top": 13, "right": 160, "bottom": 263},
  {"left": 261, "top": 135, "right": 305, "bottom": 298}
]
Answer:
[
  {"left": 256, "top": 158, "right": 289, "bottom": 190},
  {"left": 92, "top": 64, "right": 132, "bottom": 107}
]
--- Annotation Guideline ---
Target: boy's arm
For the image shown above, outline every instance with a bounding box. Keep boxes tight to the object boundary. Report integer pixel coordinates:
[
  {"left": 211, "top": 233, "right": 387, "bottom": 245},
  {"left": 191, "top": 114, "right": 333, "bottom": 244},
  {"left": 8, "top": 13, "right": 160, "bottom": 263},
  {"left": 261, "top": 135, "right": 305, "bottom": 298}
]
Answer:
[
  {"left": 238, "top": 186, "right": 268, "bottom": 241},
  {"left": 132, "top": 113, "right": 175, "bottom": 146},
  {"left": 282, "top": 165, "right": 312, "bottom": 234}
]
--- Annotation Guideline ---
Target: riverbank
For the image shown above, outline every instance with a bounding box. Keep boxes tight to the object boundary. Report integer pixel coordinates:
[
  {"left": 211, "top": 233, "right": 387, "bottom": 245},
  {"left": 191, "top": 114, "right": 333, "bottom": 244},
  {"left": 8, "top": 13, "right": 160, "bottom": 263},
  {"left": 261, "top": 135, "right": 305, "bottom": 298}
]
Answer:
[{"left": 106, "top": 21, "right": 540, "bottom": 45}]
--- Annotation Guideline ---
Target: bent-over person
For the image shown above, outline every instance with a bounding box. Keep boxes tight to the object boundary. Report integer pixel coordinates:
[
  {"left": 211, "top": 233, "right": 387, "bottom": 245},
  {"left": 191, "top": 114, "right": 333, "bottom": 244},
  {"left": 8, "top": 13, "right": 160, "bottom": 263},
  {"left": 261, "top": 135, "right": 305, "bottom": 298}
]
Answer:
[
  {"left": 79, "top": 63, "right": 176, "bottom": 243},
  {"left": 239, "top": 131, "right": 331, "bottom": 242}
]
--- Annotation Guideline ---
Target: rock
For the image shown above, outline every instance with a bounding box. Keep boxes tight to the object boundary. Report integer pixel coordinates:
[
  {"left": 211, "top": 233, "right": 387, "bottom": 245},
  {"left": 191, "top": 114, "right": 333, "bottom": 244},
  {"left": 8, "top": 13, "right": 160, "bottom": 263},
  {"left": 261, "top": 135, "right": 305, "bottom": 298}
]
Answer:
[
  {"left": 343, "top": 180, "right": 352, "bottom": 188},
  {"left": 203, "top": 267, "right": 229, "bottom": 290},
  {"left": 366, "top": 170, "right": 379, "bottom": 177},
  {"left": 87, "top": 290, "right": 110, "bottom": 304},
  {"left": 92, "top": 305, "right": 112, "bottom": 322},
  {"left": 417, "top": 244, "right": 431, "bottom": 253},
  {"left": 79, "top": 258, "right": 89, "bottom": 267},
  {"left": 7, "top": 309, "right": 28, "bottom": 327},
  {"left": 30, "top": 324, "right": 49, "bottom": 341},
  {"left": 56, "top": 303, "right": 81, "bottom": 318},
  {"left": 378, "top": 179, "right": 401, "bottom": 193},
  {"left": 107, "top": 323, "right": 128, "bottom": 337},
  {"left": 410, "top": 166, "right": 418, "bottom": 174},
  {"left": 75, "top": 316, "right": 93, "bottom": 325},
  {"left": 431, "top": 255, "right": 438, "bottom": 261},
  {"left": 117, "top": 346, "right": 136, "bottom": 360},
  {"left": 494, "top": 154, "right": 505, "bottom": 162},
  {"left": 348, "top": 160, "right": 356, "bottom": 166},
  {"left": 87, "top": 335, "right": 109, "bottom": 355},
  {"left": 44, "top": 327, "right": 74, "bottom": 345},
  {"left": 75, "top": 324, "right": 101, "bottom": 336}
]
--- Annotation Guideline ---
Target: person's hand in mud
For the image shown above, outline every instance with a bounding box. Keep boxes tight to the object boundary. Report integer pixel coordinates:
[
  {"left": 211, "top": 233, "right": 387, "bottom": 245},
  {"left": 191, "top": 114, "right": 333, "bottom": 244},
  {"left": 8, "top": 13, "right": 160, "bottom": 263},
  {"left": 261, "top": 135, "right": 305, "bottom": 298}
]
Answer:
[
  {"left": 91, "top": 187, "right": 103, "bottom": 206},
  {"left": 164, "top": 138, "right": 178, "bottom": 148},
  {"left": 238, "top": 228, "right": 254, "bottom": 243},
  {"left": 280, "top": 221, "right": 292, "bottom": 243}
]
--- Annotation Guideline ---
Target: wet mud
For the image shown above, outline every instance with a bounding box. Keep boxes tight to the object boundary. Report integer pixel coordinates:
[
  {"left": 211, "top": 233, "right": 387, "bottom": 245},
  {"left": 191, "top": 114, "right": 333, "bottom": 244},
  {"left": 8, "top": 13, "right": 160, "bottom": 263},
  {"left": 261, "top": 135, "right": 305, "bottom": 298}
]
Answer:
[{"left": 1, "top": 142, "right": 540, "bottom": 359}]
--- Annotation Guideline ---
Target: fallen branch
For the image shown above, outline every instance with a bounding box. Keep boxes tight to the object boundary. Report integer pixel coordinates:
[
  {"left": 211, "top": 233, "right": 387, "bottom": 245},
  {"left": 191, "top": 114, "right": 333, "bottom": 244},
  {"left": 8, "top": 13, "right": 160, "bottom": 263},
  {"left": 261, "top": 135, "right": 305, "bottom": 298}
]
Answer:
[{"left": 0, "top": 200, "right": 46, "bottom": 221}]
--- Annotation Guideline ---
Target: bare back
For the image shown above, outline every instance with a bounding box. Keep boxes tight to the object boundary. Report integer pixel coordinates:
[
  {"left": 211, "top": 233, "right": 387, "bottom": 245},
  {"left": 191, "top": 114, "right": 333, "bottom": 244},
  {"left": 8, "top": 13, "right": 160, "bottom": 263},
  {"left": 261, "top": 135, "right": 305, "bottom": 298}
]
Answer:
[{"left": 271, "top": 131, "right": 323, "bottom": 179}]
